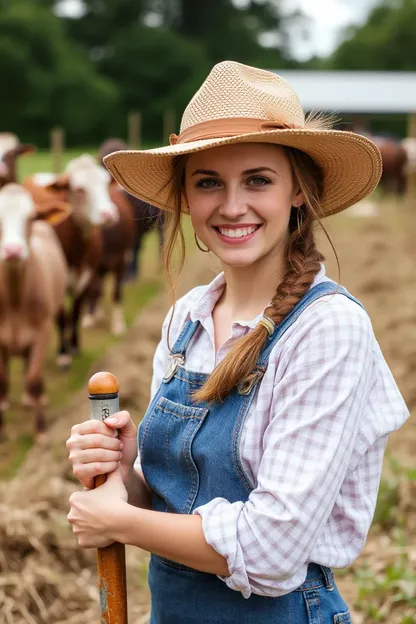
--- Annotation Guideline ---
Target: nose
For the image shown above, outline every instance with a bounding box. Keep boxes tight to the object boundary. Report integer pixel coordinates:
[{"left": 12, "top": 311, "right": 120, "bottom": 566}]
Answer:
[
  {"left": 2, "top": 242, "right": 25, "bottom": 260},
  {"left": 101, "top": 207, "right": 118, "bottom": 225},
  {"left": 218, "top": 189, "right": 248, "bottom": 219}
]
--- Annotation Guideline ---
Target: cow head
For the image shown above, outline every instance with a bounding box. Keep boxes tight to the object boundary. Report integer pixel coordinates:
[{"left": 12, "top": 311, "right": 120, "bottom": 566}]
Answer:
[
  {"left": 45, "top": 154, "right": 119, "bottom": 227},
  {"left": 0, "top": 133, "right": 35, "bottom": 188},
  {"left": 0, "top": 183, "right": 71, "bottom": 263}
]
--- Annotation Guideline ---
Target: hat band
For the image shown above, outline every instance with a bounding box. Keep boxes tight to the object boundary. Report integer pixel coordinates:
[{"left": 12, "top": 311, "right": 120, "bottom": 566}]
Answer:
[{"left": 169, "top": 117, "right": 301, "bottom": 145}]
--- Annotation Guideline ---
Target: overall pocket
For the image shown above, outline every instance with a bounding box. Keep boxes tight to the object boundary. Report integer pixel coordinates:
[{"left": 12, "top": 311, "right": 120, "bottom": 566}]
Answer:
[
  {"left": 140, "top": 396, "right": 209, "bottom": 513},
  {"left": 334, "top": 611, "right": 351, "bottom": 623}
]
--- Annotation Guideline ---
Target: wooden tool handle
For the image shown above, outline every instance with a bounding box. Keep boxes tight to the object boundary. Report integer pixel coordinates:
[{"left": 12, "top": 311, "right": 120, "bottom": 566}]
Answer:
[{"left": 89, "top": 372, "right": 128, "bottom": 624}]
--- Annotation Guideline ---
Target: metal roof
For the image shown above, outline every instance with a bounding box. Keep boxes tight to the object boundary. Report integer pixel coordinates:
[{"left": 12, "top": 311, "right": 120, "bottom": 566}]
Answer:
[{"left": 273, "top": 71, "right": 416, "bottom": 114}]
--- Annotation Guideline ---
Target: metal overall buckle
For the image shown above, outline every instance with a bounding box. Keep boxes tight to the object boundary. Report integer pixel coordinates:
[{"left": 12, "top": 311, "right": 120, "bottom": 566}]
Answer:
[{"left": 163, "top": 353, "right": 185, "bottom": 383}]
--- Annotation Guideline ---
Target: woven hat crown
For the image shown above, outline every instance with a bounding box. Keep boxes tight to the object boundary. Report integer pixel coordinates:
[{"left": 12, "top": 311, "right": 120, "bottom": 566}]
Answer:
[{"left": 180, "top": 61, "right": 305, "bottom": 133}]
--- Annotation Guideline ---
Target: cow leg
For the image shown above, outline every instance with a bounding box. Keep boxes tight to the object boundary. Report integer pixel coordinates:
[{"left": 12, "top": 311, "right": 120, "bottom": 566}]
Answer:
[
  {"left": 0, "top": 349, "right": 9, "bottom": 439},
  {"left": 157, "top": 220, "right": 165, "bottom": 269},
  {"left": 56, "top": 307, "right": 72, "bottom": 369},
  {"left": 24, "top": 322, "right": 51, "bottom": 439},
  {"left": 70, "top": 291, "right": 88, "bottom": 355},
  {"left": 111, "top": 265, "right": 126, "bottom": 336},
  {"left": 125, "top": 237, "right": 140, "bottom": 282},
  {"left": 0, "top": 349, "right": 9, "bottom": 411},
  {"left": 82, "top": 272, "right": 104, "bottom": 329}
]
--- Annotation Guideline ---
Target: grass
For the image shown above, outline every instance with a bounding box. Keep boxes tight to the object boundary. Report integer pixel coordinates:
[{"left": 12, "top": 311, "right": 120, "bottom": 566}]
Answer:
[
  {"left": 18, "top": 147, "right": 97, "bottom": 177},
  {"left": 351, "top": 457, "right": 416, "bottom": 623},
  {"left": 0, "top": 149, "right": 165, "bottom": 480}
]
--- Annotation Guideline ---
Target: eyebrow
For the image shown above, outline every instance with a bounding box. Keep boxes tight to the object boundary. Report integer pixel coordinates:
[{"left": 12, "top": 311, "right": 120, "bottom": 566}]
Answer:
[{"left": 191, "top": 167, "right": 278, "bottom": 177}]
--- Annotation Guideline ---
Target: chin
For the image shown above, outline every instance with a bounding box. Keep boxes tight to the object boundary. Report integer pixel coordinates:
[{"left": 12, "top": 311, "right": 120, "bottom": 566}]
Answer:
[{"left": 218, "top": 252, "right": 261, "bottom": 269}]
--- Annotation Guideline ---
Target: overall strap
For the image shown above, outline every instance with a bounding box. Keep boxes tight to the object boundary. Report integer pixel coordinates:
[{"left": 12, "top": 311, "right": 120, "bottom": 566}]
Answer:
[
  {"left": 257, "top": 280, "right": 365, "bottom": 367},
  {"left": 171, "top": 318, "right": 201, "bottom": 355}
]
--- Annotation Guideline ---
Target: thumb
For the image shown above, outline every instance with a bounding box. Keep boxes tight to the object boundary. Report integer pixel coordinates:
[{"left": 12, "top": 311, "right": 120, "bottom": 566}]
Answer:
[
  {"left": 104, "top": 410, "right": 137, "bottom": 438},
  {"left": 102, "top": 465, "right": 126, "bottom": 492}
]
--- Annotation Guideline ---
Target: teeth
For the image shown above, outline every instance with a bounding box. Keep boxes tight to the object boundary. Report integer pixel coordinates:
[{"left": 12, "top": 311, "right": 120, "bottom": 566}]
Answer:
[{"left": 218, "top": 226, "right": 257, "bottom": 238}]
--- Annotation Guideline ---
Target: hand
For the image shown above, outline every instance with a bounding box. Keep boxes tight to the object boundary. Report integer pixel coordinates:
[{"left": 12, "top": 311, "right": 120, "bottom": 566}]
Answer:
[
  {"left": 66, "top": 410, "right": 138, "bottom": 489},
  {"left": 67, "top": 467, "right": 129, "bottom": 548}
]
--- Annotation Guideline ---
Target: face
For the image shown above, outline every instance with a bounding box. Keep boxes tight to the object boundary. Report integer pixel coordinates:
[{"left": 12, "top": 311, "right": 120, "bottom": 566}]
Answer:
[
  {"left": 65, "top": 155, "right": 119, "bottom": 226},
  {"left": 185, "top": 143, "right": 304, "bottom": 270},
  {"left": 0, "top": 184, "right": 36, "bottom": 262}
]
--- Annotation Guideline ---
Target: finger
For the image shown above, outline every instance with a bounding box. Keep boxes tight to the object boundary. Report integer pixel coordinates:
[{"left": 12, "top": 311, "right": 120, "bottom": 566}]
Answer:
[
  {"left": 76, "top": 434, "right": 122, "bottom": 452},
  {"left": 75, "top": 420, "right": 118, "bottom": 438},
  {"left": 104, "top": 411, "right": 137, "bottom": 439},
  {"left": 73, "top": 461, "right": 119, "bottom": 482},
  {"left": 71, "top": 448, "right": 123, "bottom": 465}
]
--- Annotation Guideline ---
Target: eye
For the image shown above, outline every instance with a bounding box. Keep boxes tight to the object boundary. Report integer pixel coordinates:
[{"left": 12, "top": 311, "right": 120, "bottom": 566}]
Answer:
[
  {"left": 247, "top": 176, "right": 271, "bottom": 186},
  {"left": 196, "top": 178, "right": 220, "bottom": 189}
]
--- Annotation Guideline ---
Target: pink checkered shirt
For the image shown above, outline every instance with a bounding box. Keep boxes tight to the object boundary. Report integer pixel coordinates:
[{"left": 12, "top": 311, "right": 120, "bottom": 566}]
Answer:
[{"left": 137, "top": 265, "right": 408, "bottom": 598}]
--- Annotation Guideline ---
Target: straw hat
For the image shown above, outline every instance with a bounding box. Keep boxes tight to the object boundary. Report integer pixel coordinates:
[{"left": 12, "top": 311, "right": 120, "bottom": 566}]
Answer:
[{"left": 104, "top": 61, "right": 382, "bottom": 217}]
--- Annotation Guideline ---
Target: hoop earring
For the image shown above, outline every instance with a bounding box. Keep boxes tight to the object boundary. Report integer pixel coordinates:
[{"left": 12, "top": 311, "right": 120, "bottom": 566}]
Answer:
[
  {"left": 296, "top": 207, "right": 304, "bottom": 234},
  {"left": 194, "top": 233, "right": 210, "bottom": 253}
]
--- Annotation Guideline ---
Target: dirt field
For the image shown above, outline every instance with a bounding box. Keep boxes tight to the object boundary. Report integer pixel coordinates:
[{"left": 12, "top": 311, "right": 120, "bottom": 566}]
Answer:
[{"left": 1, "top": 196, "right": 415, "bottom": 623}]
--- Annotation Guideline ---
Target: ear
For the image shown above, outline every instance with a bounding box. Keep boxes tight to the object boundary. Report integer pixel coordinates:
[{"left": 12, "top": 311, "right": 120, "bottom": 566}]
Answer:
[
  {"left": 35, "top": 200, "right": 72, "bottom": 225},
  {"left": 16, "top": 144, "right": 36, "bottom": 157},
  {"left": 292, "top": 189, "right": 305, "bottom": 208},
  {"left": 5, "top": 144, "right": 36, "bottom": 160},
  {"left": 45, "top": 173, "right": 70, "bottom": 194}
]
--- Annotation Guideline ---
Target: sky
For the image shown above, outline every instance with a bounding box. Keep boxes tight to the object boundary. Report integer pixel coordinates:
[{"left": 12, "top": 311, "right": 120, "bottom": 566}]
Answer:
[
  {"left": 57, "top": 0, "right": 381, "bottom": 61},
  {"left": 282, "top": 0, "right": 381, "bottom": 60}
]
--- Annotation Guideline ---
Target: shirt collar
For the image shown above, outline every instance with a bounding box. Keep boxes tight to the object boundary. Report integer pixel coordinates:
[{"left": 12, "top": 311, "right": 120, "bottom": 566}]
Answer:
[{"left": 189, "top": 263, "right": 327, "bottom": 329}]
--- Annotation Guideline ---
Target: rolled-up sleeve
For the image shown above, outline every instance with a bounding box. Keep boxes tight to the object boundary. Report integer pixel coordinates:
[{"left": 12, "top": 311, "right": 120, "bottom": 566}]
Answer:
[{"left": 194, "top": 300, "right": 375, "bottom": 598}]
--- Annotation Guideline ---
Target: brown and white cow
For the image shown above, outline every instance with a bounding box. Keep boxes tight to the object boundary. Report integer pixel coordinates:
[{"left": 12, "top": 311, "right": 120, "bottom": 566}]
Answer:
[
  {"left": 82, "top": 181, "right": 134, "bottom": 336},
  {"left": 23, "top": 154, "right": 119, "bottom": 365},
  {"left": 0, "top": 133, "right": 34, "bottom": 189},
  {"left": 0, "top": 184, "right": 70, "bottom": 439}
]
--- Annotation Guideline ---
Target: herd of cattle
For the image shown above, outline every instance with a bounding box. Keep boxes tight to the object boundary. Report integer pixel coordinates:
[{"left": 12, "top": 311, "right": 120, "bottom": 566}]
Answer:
[{"left": 0, "top": 134, "right": 164, "bottom": 440}]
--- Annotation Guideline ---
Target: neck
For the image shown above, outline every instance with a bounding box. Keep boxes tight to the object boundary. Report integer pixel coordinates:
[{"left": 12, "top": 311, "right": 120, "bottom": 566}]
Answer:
[{"left": 220, "top": 246, "right": 287, "bottom": 321}]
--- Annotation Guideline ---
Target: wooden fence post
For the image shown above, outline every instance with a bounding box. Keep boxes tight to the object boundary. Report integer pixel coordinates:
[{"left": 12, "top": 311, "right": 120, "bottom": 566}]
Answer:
[
  {"left": 128, "top": 111, "right": 141, "bottom": 148},
  {"left": 163, "top": 109, "right": 175, "bottom": 143},
  {"left": 405, "top": 113, "right": 416, "bottom": 206},
  {"left": 50, "top": 127, "right": 65, "bottom": 174}
]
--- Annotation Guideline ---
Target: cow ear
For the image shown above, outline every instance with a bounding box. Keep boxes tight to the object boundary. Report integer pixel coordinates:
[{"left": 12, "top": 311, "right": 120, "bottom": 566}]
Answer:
[
  {"left": 35, "top": 200, "right": 72, "bottom": 225},
  {"left": 45, "top": 173, "right": 70, "bottom": 192},
  {"left": 16, "top": 144, "right": 36, "bottom": 157}
]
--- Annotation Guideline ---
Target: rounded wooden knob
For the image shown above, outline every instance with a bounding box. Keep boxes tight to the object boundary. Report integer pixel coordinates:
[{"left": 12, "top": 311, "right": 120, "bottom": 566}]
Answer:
[{"left": 88, "top": 372, "right": 119, "bottom": 396}]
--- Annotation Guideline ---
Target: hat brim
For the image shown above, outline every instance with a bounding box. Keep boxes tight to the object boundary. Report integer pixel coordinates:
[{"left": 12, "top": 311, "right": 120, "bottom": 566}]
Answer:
[{"left": 103, "top": 129, "right": 382, "bottom": 217}]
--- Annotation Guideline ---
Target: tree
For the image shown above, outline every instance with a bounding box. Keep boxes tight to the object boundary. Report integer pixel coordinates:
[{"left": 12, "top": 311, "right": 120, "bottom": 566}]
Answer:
[
  {"left": 330, "top": 0, "right": 416, "bottom": 71},
  {"left": 0, "top": 2, "right": 119, "bottom": 145}
]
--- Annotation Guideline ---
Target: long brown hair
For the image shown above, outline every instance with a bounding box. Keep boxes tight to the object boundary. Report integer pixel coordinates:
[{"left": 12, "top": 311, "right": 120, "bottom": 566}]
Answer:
[{"left": 163, "top": 142, "right": 337, "bottom": 403}]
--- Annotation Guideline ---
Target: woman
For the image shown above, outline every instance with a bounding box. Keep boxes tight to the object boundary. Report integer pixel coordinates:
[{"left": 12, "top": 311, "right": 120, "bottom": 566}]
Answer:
[{"left": 66, "top": 61, "right": 409, "bottom": 623}]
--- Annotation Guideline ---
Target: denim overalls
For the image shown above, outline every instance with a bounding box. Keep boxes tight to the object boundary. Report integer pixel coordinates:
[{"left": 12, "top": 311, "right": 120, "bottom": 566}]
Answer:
[{"left": 139, "top": 281, "right": 359, "bottom": 623}]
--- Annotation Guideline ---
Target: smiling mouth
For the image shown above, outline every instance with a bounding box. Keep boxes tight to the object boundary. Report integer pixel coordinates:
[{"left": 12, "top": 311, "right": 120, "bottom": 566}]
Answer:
[{"left": 214, "top": 225, "right": 262, "bottom": 239}]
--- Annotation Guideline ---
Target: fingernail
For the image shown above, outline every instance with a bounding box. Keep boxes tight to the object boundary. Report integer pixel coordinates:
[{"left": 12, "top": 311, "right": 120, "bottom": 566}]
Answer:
[{"left": 105, "top": 417, "right": 118, "bottom": 425}]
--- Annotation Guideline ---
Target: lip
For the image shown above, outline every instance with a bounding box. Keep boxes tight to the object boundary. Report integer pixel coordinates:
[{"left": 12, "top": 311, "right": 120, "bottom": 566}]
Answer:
[{"left": 213, "top": 223, "right": 262, "bottom": 244}]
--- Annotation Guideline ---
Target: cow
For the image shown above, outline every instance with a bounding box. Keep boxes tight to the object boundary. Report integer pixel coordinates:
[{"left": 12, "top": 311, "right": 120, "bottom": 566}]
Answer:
[
  {"left": 0, "top": 184, "right": 70, "bottom": 440},
  {"left": 0, "top": 133, "right": 34, "bottom": 189},
  {"left": 97, "top": 139, "right": 165, "bottom": 281},
  {"left": 82, "top": 182, "right": 135, "bottom": 336},
  {"left": 23, "top": 154, "right": 119, "bottom": 366},
  {"left": 371, "top": 136, "right": 407, "bottom": 195}
]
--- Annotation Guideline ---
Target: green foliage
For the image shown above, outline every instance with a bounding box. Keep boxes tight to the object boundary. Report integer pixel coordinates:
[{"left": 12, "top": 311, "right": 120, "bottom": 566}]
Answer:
[
  {"left": 0, "top": 3, "right": 118, "bottom": 146},
  {"left": 0, "top": 0, "right": 295, "bottom": 146},
  {"left": 354, "top": 530, "right": 416, "bottom": 622},
  {"left": 101, "top": 26, "right": 211, "bottom": 141},
  {"left": 330, "top": 0, "right": 416, "bottom": 71}
]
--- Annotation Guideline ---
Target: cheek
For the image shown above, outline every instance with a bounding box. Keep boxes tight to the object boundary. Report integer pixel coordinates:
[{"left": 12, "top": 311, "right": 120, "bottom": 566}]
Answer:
[{"left": 187, "top": 191, "right": 214, "bottom": 225}]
